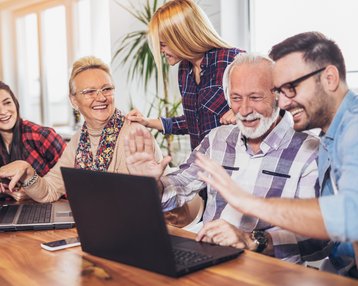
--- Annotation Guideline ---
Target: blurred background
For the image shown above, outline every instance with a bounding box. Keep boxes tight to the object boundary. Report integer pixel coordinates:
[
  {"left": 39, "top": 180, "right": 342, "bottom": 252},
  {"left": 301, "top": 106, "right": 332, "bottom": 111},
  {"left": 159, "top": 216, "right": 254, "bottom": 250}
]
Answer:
[{"left": 1, "top": 0, "right": 357, "bottom": 162}]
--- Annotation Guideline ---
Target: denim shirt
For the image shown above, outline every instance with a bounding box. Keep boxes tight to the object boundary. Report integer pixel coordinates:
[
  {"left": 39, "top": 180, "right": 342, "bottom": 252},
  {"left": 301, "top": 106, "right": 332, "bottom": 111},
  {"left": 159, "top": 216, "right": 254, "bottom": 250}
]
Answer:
[{"left": 318, "top": 90, "right": 358, "bottom": 244}]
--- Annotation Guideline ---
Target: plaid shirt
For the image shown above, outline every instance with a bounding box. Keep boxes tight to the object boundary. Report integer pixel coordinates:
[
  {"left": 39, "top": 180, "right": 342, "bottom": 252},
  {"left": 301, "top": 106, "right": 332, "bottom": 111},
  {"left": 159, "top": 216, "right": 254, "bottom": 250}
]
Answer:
[
  {"left": 21, "top": 120, "right": 66, "bottom": 176},
  {"left": 161, "top": 112, "right": 330, "bottom": 262},
  {"left": 161, "top": 47, "right": 242, "bottom": 150}
]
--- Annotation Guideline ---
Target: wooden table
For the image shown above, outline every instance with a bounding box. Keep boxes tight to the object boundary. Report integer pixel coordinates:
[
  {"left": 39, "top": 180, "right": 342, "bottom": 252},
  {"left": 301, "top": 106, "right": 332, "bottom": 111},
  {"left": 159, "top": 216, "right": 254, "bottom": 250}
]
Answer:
[{"left": 0, "top": 226, "right": 356, "bottom": 286}]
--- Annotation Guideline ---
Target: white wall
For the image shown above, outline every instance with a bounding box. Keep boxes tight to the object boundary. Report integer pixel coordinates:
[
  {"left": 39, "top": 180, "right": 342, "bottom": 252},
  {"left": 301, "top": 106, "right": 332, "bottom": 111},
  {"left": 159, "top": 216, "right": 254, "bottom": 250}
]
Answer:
[{"left": 221, "top": 0, "right": 250, "bottom": 50}]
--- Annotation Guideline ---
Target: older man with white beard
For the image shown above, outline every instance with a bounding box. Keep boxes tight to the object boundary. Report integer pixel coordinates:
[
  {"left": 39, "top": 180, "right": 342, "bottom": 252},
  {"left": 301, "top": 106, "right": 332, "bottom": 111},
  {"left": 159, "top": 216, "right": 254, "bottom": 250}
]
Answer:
[{"left": 125, "top": 54, "right": 330, "bottom": 263}]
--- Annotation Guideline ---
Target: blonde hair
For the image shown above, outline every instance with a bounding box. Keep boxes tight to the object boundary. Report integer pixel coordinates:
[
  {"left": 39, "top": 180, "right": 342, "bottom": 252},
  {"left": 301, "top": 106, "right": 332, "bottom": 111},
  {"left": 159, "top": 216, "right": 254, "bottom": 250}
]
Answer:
[
  {"left": 148, "top": 0, "right": 231, "bottom": 75},
  {"left": 69, "top": 56, "right": 112, "bottom": 95},
  {"left": 223, "top": 54, "right": 274, "bottom": 107}
]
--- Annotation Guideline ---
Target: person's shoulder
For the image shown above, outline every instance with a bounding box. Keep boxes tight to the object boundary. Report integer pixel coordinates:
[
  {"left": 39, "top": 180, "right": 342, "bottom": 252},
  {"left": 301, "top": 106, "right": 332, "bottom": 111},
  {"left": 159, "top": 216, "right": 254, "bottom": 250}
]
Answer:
[
  {"left": 120, "top": 120, "right": 151, "bottom": 137},
  {"left": 345, "top": 90, "right": 358, "bottom": 114},
  {"left": 210, "top": 47, "right": 242, "bottom": 68},
  {"left": 208, "top": 124, "right": 239, "bottom": 140},
  {"left": 21, "top": 120, "right": 53, "bottom": 135},
  {"left": 292, "top": 129, "right": 320, "bottom": 151},
  {"left": 213, "top": 47, "right": 242, "bottom": 57}
]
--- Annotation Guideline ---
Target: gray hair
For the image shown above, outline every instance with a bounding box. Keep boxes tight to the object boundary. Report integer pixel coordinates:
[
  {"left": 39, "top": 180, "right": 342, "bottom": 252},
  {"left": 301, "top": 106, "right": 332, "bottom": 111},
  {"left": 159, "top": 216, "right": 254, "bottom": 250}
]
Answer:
[{"left": 223, "top": 53, "right": 274, "bottom": 107}]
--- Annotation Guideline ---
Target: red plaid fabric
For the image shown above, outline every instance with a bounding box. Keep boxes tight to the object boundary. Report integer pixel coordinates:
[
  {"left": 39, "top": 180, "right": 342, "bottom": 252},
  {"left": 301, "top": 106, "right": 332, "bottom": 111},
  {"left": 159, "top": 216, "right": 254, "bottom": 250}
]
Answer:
[{"left": 21, "top": 120, "right": 66, "bottom": 176}]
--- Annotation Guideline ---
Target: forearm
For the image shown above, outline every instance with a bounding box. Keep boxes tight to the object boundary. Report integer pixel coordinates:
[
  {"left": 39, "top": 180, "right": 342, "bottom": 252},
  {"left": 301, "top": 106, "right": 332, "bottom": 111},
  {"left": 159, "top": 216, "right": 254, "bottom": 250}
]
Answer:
[
  {"left": 147, "top": 118, "right": 163, "bottom": 131},
  {"left": 24, "top": 176, "right": 63, "bottom": 203},
  {"left": 25, "top": 144, "right": 71, "bottom": 203},
  {"left": 242, "top": 196, "right": 329, "bottom": 240}
]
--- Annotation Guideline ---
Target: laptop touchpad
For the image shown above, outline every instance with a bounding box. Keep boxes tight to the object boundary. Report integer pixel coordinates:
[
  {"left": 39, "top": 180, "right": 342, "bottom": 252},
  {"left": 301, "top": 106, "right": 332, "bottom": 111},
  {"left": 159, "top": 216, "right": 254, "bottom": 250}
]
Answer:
[{"left": 56, "top": 211, "right": 72, "bottom": 217}]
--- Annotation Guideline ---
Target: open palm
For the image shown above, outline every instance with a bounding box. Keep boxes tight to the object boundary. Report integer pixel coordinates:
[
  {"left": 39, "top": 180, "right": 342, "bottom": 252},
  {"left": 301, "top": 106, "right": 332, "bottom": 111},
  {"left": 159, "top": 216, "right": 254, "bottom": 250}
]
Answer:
[{"left": 124, "top": 127, "right": 171, "bottom": 181}]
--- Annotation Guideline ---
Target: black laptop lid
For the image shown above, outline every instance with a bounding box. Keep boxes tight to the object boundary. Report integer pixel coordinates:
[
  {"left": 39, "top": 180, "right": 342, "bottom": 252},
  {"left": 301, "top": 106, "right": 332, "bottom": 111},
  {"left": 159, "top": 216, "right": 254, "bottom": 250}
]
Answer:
[{"left": 61, "top": 167, "right": 178, "bottom": 276}]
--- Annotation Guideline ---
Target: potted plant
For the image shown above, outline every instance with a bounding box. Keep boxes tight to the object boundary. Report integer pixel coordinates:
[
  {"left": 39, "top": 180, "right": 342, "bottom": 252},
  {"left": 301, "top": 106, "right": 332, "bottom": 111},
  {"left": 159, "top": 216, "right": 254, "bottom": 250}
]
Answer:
[{"left": 112, "top": 0, "right": 183, "bottom": 158}]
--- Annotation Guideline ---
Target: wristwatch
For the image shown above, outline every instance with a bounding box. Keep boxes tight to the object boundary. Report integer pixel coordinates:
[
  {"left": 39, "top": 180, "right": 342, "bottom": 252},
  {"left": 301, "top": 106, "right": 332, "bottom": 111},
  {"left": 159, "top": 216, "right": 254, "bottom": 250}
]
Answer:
[{"left": 251, "top": 230, "right": 268, "bottom": 253}]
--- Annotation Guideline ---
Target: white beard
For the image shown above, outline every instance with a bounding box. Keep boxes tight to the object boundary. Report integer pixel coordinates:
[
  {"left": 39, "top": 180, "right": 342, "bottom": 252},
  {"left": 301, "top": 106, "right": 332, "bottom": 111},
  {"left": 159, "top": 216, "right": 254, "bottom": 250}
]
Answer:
[{"left": 236, "top": 107, "right": 280, "bottom": 139}]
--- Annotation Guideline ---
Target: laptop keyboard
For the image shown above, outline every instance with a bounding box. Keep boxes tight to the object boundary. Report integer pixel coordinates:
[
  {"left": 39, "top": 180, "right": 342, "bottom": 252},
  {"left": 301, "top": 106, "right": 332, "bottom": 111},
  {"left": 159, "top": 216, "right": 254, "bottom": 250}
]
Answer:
[
  {"left": 17, "top": 204, "right": 52, "bottom": 224},
  {"left": 173, "top": 248, "right": 213, "bottom": 266},
  {"left": 0, "top": 205, "right": 19, "bottom": 224}
]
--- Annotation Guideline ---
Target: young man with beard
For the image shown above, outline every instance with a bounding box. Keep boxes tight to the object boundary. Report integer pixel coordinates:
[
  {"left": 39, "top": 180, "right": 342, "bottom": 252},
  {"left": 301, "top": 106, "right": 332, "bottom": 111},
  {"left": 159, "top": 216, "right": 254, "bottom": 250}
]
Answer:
[
  {"left": 125, "top": 54, "right": 329, "bottom": 263},
  {"left": 195, "top": 32, "right": 358, "bottom": 277}
]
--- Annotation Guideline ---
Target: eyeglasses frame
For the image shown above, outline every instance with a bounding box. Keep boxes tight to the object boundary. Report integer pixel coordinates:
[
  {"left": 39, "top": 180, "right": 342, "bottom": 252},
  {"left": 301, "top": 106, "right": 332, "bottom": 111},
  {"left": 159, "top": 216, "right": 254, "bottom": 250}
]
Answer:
[
  {"left": 76, "top": 85, "right": 115, "bottom": 99},
  {"left": 271, "top": 66, "right": 327, "bottom": 98}
]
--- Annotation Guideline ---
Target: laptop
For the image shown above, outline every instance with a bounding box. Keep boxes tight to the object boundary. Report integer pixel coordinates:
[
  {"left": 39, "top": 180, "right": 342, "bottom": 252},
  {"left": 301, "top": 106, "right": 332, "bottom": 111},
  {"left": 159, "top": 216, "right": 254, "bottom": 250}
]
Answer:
[
  {"left": 61, "top": 167, "right": 243, "bottom": 277},
  {"left": 0, "top": 196, "right": 75, "bottom": 232}
]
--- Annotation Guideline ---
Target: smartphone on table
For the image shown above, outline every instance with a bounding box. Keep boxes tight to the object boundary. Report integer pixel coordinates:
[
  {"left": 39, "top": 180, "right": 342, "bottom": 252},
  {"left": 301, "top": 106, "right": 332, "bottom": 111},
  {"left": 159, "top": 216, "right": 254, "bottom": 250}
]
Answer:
[{"left": 41, "top": 237, "right": 81, "bottom": 251}]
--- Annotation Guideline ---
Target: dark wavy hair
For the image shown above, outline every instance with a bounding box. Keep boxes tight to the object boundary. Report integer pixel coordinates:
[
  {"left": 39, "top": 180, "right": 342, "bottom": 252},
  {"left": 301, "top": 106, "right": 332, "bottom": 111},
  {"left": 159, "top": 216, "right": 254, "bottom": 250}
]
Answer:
[
  {"left": 269, "top": 31, "right": 346, "bottom": 82},
  {"left": 0, "top": 81, "right": 24, "bottom": 166}
]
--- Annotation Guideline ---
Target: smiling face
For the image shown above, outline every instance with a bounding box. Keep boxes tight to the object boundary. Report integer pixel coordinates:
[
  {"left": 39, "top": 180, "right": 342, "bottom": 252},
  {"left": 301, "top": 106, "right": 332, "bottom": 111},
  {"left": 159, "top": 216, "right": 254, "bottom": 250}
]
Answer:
[
  {"left": 70, "top": 68, "right": 115, "bottom": 129},
  {"left": 0, "top": 89, "right": 18, "bottom": 134},
  {"left": 160, "top": 41, "right": 181, "bottom": 66},
  {"left": 273, "top": 52, "right": 331, "bottom": 131},
  {"left": 229, "top": 62, "right": 279, "bottom": 139}
]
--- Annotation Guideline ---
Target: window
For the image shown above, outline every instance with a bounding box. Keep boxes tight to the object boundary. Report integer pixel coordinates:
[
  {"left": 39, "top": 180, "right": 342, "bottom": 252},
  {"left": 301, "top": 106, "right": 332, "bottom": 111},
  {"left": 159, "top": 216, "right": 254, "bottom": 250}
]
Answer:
[
  {"left": 0, "top": 0, "right": 111, "bottom": 128},
  {"left": 16, "top": 5, "right": 69, "bottom": 125},
  {"left": 250, "top": 0, "right": 358, "bottom": 89}
]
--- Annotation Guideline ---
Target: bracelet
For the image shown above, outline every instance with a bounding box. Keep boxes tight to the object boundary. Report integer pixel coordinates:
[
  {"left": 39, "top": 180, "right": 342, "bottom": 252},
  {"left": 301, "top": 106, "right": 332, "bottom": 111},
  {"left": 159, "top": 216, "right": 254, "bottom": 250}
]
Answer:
[{"left": 22, "top": 172, "right": 39, "bottom": 188}]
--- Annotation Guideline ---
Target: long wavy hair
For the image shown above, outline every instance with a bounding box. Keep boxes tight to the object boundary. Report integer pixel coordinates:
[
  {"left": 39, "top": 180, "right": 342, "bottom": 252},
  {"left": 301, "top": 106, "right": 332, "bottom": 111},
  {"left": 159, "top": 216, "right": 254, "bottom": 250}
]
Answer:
[
  {"left": 0, "top": 81, "right": 23, "bottom": 166},
  {"left": 148, "top": 0, "right": 231, "bottom": 77}
]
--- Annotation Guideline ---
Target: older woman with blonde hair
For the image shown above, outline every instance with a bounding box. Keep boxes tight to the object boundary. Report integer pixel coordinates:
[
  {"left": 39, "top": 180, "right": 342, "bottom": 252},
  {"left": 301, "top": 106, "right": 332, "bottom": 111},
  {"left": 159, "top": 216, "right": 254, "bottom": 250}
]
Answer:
[
  {"left": 0, "top": 56, "right": 194, "bottom": 227},
  {"left": 0, "top": 57, "right": 165, "bottom": 202},
  {"left": 127, "top": 0, "right": 244, "bottom": 150}
]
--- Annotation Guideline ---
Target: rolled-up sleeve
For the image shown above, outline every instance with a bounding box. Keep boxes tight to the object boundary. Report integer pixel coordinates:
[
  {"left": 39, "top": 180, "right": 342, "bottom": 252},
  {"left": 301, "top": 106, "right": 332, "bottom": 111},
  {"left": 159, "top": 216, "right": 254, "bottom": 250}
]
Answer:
[{"left": 160, "top": 136, "right": 210, "bottom": 211}]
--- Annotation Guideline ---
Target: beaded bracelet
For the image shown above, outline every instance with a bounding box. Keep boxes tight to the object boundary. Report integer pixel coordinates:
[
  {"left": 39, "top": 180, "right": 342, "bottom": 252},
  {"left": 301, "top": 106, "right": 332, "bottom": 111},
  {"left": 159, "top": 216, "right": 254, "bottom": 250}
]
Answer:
[{"left": 22, "top": 172, "right": 39, "bottom": 188}]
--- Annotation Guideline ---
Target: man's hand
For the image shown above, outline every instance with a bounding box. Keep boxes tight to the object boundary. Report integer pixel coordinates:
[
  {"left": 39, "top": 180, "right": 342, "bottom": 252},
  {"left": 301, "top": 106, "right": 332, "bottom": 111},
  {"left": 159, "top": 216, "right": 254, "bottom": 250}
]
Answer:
[
  {"left": 124, "top": 127, "right": 171, "bottom": 181},
  {"left": 196, "top": 219, "right": 255, "bottom": 250},
  {"left": 220, "top": 109, "right": 237, "bottom": 125}
]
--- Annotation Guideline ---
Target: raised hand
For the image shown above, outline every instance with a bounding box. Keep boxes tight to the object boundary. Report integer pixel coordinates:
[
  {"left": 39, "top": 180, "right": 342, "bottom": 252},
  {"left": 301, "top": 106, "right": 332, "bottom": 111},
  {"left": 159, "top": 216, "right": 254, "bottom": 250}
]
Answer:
[{"left": 124, "top": 127, "right": 171, "bottom": 181}]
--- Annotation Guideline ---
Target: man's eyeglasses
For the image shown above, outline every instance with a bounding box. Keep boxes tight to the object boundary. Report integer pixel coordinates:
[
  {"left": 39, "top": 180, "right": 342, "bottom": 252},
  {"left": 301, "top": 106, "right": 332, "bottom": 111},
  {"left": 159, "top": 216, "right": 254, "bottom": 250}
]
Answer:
[
  {"left": 271, "top": 67, "right": 326, "bottom": 98},
  {"left": 77, "top": 86, "right": 115, "bottom": 99}
]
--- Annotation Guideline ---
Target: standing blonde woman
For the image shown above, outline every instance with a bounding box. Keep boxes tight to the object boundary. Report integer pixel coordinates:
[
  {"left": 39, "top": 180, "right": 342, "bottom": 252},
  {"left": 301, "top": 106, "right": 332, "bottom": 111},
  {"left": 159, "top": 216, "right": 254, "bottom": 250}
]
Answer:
[{"left": 127, "top": 0, "right": 244, "bottom": 150}]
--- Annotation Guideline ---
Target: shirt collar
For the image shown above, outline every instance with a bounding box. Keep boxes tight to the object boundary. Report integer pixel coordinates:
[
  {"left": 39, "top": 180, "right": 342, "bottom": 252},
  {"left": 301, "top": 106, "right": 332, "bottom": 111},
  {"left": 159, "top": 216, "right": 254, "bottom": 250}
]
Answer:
[
  {"left": 187, "top": 49, "right": 212, "bottom": 75},
  {"left": 324, "top": 90, "right": 356, "bottom": 141}
]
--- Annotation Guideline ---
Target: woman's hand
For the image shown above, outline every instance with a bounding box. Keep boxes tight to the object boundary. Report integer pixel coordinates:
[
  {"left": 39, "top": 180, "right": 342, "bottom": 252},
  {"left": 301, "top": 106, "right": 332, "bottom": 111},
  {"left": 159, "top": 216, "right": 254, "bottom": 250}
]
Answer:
[
  {"left": 126, "top": 109, "right": 150, "bottom": 127},
  {"left": 220, "top": 109, "right": 237, "bottom": 125},
  {"left": 126, "top": 109, "right": 163, "bottom": 131},
  {"left": 0, "top": 160, "right": 35, "bottom": 192},
  {"left": 3, "top": 188, "right": 30, "bottom": 202},
  {"left": 124, "top": 127, "right": 171, "bottom": 181}
]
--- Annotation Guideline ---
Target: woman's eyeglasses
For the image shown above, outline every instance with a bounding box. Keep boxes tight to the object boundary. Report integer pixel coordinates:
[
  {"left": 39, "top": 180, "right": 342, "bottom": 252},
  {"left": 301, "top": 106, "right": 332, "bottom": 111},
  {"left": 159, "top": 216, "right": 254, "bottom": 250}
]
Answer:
[{"left": 77, "top": 86, "right": 115, "bottom": 100}]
